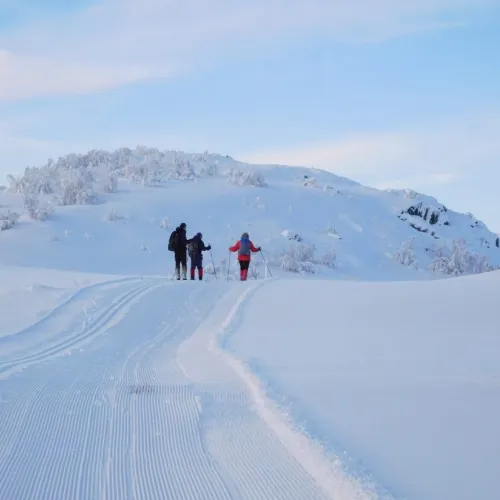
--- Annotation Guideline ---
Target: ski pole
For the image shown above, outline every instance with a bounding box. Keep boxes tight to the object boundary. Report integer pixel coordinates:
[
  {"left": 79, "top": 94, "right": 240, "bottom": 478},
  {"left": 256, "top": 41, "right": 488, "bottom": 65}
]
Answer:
[
  {"left": 260, "top": 249, "right": 272, "bottom": 278},
  {"left": 226, "top": 251, "right": 231, "bottom": 282},
  {"left": 210, "top": 249, "right": 217, "bottom": 280}
]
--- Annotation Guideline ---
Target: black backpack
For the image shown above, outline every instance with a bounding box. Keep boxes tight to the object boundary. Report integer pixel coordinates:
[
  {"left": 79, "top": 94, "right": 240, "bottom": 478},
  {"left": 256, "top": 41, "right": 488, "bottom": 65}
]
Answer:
[
  {"left": 168, "top": 231, "right": 177, "bottom": 251},
  {"left": 188, "top": 238, "right": 200, "bottom": 254}
]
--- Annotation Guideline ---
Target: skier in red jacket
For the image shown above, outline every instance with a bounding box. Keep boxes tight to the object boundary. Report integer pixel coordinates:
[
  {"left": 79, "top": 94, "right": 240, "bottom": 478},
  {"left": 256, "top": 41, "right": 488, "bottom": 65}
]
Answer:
[{"left": 229, "top": 232, "right": 261, "bottom": 281}]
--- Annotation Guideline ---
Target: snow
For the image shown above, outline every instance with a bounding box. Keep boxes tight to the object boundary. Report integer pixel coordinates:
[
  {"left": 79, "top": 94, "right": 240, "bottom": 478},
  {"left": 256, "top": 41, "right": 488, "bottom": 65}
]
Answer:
[
  {"left": 226, "top": 274, "right": 500, "bottom": 500},
  {"left": 0, "top": 265, "right": 122, "bottom": 338},
  {"left": 1, "top": 146, "right": 498, "bottom": 279},
  {"left": 0, "top": 146, "right": 499, "bottom": 499}
]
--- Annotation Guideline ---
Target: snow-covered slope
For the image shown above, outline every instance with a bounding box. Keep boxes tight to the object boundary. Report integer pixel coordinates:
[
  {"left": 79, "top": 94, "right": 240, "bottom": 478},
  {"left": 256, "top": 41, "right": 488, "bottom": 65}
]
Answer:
[
  {"left": 1, "top": 264, "right": 498, "bottom": 499},
  {"left": 1, "top": 146, "right": 498, "bottom": 279},
  {"left": 1, "top": 147, "right": 499, "bottom": 500},
  {"left": 226, "top": 272, "right": 500, "bottom": 500}
]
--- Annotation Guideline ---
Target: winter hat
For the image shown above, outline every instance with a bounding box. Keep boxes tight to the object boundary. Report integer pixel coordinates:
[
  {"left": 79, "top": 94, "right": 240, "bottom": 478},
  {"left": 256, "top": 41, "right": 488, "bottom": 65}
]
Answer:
[
  {"left": 241, "top": 232, "right": 249, "bottom": 238},
  {"left": 180, "top": 222, "right": 186, "bottom": 229},
  {"left": 196, "top": 232, "right": 202, "bottom": 238}
]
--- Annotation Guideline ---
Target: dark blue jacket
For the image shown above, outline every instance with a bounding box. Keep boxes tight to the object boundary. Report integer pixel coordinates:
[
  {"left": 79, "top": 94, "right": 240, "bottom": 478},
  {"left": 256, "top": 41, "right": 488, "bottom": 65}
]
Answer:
[{"left": 188, "top": 233, "right": 211, "bottom": 258}]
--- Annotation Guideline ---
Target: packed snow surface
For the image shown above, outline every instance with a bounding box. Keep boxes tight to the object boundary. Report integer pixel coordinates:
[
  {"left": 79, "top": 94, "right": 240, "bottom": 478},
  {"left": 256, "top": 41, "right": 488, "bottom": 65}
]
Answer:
[
  {"left": 1, "top": 267, "right": 499, "bottom": 499},
  {"left": 0, "top": 274, "right": 368, "bottom": 499},
  {"left": 1, "top": 147, "right": 499, "bottom": 499},
  {"left": 227, "top": 274, "right": 500, "bottom": 500}
]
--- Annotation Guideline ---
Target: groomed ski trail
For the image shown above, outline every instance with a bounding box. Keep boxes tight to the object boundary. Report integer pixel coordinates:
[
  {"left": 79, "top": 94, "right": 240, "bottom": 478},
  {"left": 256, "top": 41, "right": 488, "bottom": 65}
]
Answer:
[
  {"left": 178, "top": 283, "right": 378, "bottom": 500},
  {"left": 0, "top": 278, "right": 370, "bottom": 500}
]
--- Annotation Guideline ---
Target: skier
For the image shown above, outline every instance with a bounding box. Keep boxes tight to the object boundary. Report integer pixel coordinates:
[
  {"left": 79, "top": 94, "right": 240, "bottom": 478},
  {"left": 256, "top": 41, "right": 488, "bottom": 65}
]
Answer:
[
  {"left": 229, "top": 232, "right": 261, "bottom": 281},
  {"left": 168, "top": 222, "right": 192, "bottom": 280},
  {"left": 187, "top": 232, "right": 211, "bottom": 280}
]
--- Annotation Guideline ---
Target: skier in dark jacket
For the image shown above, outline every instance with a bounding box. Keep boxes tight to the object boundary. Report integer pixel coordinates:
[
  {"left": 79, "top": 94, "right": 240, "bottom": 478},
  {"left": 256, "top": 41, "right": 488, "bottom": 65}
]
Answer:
[
  {"left": 169, "top": 222, "right": 192, "bottom": 280},
  {"left": 187, "top": 232, "right": 211, "bottom": 280}
]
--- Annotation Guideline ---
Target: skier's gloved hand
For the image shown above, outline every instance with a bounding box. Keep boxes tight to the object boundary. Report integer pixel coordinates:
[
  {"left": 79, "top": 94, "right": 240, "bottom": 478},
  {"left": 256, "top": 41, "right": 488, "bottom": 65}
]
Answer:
[
  {"left": 257, "top": 247, "right": 261, "bottom": 251},
  {"left": 207, "top": 245, "right": 211, "bottom": 250}
]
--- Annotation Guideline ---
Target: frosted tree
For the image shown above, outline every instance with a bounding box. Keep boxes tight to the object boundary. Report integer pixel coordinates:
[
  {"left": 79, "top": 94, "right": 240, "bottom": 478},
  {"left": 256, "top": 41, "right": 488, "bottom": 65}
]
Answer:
[
  {"left": 327, "top": 226, "right": 341, "bottom": 239},
  {"left": 198, "top": 154, "right": 218, "bottom": 177},
  {"left": 24, "top": 193, "right": 52, "bottom": 221},
  {"left": 0, "top": 211, "right": 19, "bottom": 230},
  {"left": 279, "top": 243, "right": 316, "bottom": 274},
  {"left": 429, "top": 245, "right": 450, "bottom": 274},
  {"left": 103, "top": 209, "right": 126, "bottom": 223},
  {"left": 320, "top": 248, "right": 337, "bottom": 268},
  {"left": 447, "top": 238, "right": 469, "bottom": 276},
  {"left": 470, "top": 254, "right": 494, "bottom": 274},
  {"left": 394, "top": 237, "right": 419, "bottom": 269},
  {"left": 227, "top": 167, "right": 267, "bottom": 187},
  {"left": 55, "top": 167, "right": 98, "bottom": 206},
  {"left": 107, "top": 173, "right": 118, "bottom": 193},
  {"left": 429, "top": 239, "right": 495, "bottom": 276},
  {"left": 168, "top": 155, "right": 197, "bottom": 181}
]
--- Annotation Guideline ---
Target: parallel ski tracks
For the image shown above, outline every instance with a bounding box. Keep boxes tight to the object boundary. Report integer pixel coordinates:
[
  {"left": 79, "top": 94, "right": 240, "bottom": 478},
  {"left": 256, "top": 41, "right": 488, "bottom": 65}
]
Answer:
[
  {"left": 0, "top": 280, "right": 334, "bottom": 499},
  {"left": 0, "top": 279, "right": 160, "bottom": 380}
]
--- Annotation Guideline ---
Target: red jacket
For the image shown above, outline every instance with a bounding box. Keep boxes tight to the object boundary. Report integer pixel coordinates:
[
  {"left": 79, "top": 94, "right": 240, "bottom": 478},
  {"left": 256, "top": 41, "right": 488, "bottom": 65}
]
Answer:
[{"left": 229, "top": 239, "right": 259, "bottom": 261}]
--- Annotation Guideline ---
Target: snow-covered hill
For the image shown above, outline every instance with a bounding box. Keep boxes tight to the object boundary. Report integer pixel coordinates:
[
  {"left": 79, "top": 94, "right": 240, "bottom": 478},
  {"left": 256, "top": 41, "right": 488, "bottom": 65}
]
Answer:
[
  {"left": 1, "top": 147, "right": 499, "bottom": 500},
  {"left": 1, "top": 146, "right": 498, "bottom": 279}
]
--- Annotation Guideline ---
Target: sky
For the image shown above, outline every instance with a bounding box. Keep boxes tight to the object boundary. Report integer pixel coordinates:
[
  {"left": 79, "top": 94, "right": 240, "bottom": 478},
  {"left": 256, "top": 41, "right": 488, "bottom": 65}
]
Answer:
[{"left": 1, "top": 0, "right": 499, "bottom": 231}]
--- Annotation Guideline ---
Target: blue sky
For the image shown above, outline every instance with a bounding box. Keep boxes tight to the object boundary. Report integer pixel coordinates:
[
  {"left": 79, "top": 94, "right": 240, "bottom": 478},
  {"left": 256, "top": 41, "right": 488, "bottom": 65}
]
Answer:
[{"left": 1, "top": 0, "right": 500, "bottom": 230}]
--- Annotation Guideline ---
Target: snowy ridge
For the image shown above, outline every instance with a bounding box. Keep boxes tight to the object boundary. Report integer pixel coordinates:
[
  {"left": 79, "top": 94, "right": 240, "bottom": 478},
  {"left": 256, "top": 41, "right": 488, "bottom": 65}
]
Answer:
[{"left": 1, "top": 145, "right": 498, "bottom": 280}]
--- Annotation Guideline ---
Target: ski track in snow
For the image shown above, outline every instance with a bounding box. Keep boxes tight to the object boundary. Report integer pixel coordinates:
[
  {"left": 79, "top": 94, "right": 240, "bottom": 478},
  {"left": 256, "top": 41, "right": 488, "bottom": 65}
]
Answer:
[{"left": 0, "top": 278, "right": 349, "bottom": 500}]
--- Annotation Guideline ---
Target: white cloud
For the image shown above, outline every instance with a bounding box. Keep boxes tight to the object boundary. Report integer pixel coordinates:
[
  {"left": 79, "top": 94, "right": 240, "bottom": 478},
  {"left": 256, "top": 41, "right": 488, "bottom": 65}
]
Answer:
[
  {"left": 0, "top": 0, "right": 496, "bottom": 100},
  {"left": 241, "top": 112, "right": 500, "bottom": 189},
  {"left": 0, "top": 50, "right": 165, "bottom": 100}
]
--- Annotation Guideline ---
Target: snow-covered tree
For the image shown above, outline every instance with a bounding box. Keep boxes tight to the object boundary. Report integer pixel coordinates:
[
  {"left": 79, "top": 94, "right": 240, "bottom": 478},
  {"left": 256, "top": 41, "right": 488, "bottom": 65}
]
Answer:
[
  {"left": 0, "top": 211, "right": 19, "bottom": 231},
  {"left": 103, "top": 209, "right": 126, "bottom": 223},
  {"left": 320, "top": 248, "right": 337, "bottom": 268},
  {"left": 198, "top": 154, "right": 218, "bottom": 177},
  {"left": 105, "top": 172, "right": 118, "bottom": 193},
  {"left": 327, "top": 226, "right": 341, "bottom": 239},
  {"left": 55, "top": 168, "right": 98, "bottom": 206},
  {"left": 429, "top": 239, "right": 495, "bottom": 276},
  {"left": 394, "top": 237, "right": 419, "bottom": 269},
  {"left": 279, "top": 243, "right": 316, "bottom": 274},
  {"left": 447, "top": 238, "right": 469, "bottom": 276},
  {"left": 227, "top": 168, "right": 267, "bottom": 187},
  {"left": 24, "top": 194, "right": 53, "bottom": 221},
  {"left": 470, "top": 254, "right": 494, "bottom": 274},
  {"left": 168, "top": 155, "right": 197, "bottom": 181},
  {"left": 429, "top": 245, "right": 449, "bottom": 274}
]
